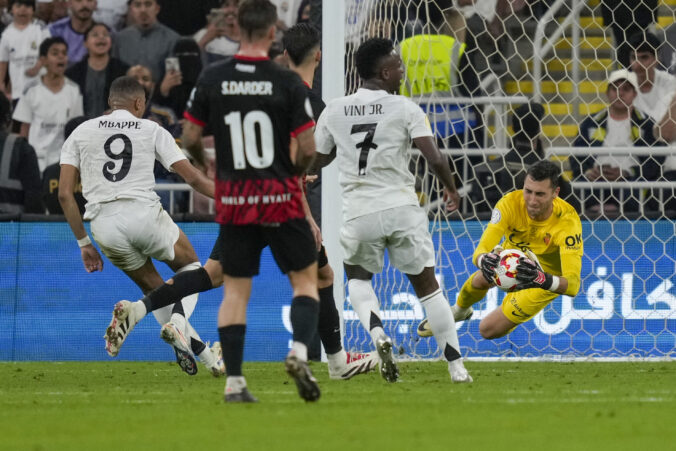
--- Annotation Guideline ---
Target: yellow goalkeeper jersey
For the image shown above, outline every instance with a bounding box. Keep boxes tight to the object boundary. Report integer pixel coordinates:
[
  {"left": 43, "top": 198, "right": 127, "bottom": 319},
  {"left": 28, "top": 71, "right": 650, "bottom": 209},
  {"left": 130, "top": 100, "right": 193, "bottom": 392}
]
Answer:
[{"left": 473, "top": 190, "right": 583, "bottom": 296}]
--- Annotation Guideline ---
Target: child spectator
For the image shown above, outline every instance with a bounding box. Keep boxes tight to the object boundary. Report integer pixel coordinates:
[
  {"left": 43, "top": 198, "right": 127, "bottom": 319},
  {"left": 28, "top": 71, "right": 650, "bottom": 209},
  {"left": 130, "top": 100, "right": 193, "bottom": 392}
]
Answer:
[
  {"left": 0, "top": 0, "right": 50, "bottom": 104},
  {"left": 65, "top": 22, "right": 128, "bottom": 117},
  {"left": 13, "top": 36, "right": 83, "bottom": 172}
]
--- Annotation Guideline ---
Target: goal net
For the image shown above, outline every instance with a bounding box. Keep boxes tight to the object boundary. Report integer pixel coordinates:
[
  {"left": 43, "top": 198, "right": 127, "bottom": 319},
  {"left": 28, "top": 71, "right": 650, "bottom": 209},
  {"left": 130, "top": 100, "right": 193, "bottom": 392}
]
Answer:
[{"left": 331, "top": 0, "right": 676, "bottom": 359}]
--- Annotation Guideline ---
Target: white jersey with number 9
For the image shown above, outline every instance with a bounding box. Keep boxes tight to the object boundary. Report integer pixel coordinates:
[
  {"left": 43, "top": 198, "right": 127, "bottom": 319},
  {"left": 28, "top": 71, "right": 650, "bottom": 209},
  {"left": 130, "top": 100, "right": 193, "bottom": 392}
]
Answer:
[{"left": 60, "top": 109, "right": 187, "bottom": 219}]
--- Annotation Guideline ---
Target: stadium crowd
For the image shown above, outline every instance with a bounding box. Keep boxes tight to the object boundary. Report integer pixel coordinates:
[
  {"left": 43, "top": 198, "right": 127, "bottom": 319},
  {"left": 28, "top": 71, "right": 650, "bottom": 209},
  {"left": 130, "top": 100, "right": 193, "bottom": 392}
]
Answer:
[{"left": 0, "top": 0, "right": 673, "bottom": 218}]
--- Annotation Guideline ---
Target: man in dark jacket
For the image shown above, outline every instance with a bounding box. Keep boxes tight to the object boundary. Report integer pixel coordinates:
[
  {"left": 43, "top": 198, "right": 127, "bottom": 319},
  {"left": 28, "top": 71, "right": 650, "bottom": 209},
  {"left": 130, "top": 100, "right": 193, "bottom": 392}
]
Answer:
[{"left": 0, "top": 94, "right": 43, "bottom": 214}]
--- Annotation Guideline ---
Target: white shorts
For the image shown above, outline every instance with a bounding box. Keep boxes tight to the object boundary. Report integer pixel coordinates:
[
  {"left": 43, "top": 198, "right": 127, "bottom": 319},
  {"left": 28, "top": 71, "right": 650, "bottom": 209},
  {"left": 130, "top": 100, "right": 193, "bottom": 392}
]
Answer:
[
  {"left": 90, "top": 199, "right": 180, "bottom": 272},
  {"left": 340, "top": 205, "right": 435, "bottom": 275}
]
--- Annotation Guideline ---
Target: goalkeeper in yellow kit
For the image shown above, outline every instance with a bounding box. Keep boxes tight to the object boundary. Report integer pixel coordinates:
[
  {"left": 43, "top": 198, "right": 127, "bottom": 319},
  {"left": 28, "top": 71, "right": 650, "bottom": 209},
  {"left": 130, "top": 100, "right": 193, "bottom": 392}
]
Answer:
[{"left": 419, "top": 160, "right": 583, "bottom": 339}]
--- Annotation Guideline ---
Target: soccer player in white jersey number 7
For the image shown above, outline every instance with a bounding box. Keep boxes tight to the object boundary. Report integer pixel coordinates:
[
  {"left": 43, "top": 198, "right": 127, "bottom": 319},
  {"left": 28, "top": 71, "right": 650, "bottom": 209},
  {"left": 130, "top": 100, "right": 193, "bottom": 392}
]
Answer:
[
  {"left": 313, "top": 38, "right": 472, "bottom": 383},
  {"left": 58, "top": 76, "right": 225, "bottom": 377}
]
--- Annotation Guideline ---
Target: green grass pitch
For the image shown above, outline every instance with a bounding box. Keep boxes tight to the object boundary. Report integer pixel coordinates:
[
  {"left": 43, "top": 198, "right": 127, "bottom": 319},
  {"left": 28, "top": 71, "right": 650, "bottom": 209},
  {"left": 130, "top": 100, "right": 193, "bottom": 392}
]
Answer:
[{"left": 2, "top": 361, "right": 675, "bottom": 451}]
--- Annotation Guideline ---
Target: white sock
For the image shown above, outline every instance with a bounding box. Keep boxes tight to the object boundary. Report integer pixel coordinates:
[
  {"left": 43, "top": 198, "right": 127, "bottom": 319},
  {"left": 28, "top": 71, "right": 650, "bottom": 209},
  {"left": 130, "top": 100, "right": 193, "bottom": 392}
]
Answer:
[
  {"left": 170, "top": 312, "right": 187, "bottom": 335},
  {"left": 132, "top": 301, "right": 147, "bottom": 320},
  {"left": 184, "top": 322, "right": 214, "bottom": 366},
  {"left": 290, "top": 341, "right": 308, "bottom": 362},
  {"left": 225, "top": 376, "right": 247, "bottom": 394},
  {"left": 152, "top": 304, "right": 172, "bottom": 326},
  {"left": 420, "top": 289, "right": 461, "bottom": 362},
  {"left": 452, "top": 304, "right": 470, "bottom": 318},
  {"left": 347, "top": 279, "right": 385, "bottom": 345},
  {"left": 167, "top": 262, "right": 202, "bottom": 335},
  {"left": 327, "top": 349, "right": 347, "bottom": 369}
]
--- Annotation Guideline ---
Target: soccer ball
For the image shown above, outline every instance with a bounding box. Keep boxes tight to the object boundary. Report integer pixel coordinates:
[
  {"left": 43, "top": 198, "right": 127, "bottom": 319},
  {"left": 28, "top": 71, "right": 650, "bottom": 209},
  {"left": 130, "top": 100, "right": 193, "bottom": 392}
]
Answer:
[{"left": 493, "top": 249, "right": 526, "bottom": 292}]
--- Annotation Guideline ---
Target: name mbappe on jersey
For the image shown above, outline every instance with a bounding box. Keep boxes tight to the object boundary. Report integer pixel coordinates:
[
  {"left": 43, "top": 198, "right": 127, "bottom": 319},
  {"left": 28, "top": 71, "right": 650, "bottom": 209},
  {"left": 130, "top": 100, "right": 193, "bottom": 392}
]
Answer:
[{"left": 184, "top": 55, "right": 315, "bottom": 225}]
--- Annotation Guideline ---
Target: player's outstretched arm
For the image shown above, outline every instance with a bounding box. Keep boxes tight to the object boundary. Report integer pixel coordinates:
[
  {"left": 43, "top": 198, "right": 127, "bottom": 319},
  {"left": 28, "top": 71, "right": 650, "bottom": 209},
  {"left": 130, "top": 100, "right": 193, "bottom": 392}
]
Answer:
[
  {"left": 310, "top": 146, "right": 336, "bottom": 173},
  {"left": 171, "top": 159, "right": 215, "bottom": 199},
  {"left": 58, "top": 164, "right": 103, "bottom": 273},
  {"left": 294, "top": 127, "right": 316, "bottom": 174},
  {"left": 413, "top": 136, "right": 460, "bottom": 210},
  {"left": 181, "top": 121, "right": 206, "bottom": 169}
]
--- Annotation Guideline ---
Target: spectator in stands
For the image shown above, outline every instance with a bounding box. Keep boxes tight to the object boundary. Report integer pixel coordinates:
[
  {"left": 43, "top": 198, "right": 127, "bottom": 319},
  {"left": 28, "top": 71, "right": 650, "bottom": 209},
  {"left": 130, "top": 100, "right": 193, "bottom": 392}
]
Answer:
[
  {"left": 92, "top": 0, "right": 127, "bottom": 32},
  {"left": 155, "top": 38, "right": 202, "bottom": 120},
  {"left": 126, "top": 63, "right": 185, "bottom": 212},
  {"left": 35, "top": 0, "right": 68, "bottom": 24},
  {"left": 49, "top": 0, "right": 96, "bottom": 67},
  {"left": 126, "top": 64, "right": 177, "bottom": 135},
  {"left": 156, "top": 0, "right": 219, "bottom": 36},
  {"left": 13, "top": 36, "right": 83, "bottom": 172},
  {"left": 195, "top": 0, "right": 239, "bottom": 63},
  {"left": 112, "top": 0, "right": 177, "bottom": 83},
  {"left": 0, "top": 92, "right": 43, "bottom": 213},
  {"left": 454, "top": 0, "right": 526, "bottom": 78},
  {"left": 65, "top": 22, "right": 128, "bottom": 117},
  {"left": 399, "top": 2, "right": 480, "bottom": 98},
  {"left": 572, "top": 70, "right": 657, "bottom": 217},
  {"left": 0, "top": 0, "right": 50, "bottom": 105},
  {"left": 296, "top": 0, "right": 309, "bottom": 24},
  {"left": 601, "top": 0, "right": 658, "bottom": 68},
  {"left": 269, "top": 0, "right": 302, "bottom": 32},
  {"left": 475, "top": 102, "right": 578, "bottom": 212},
  {"left": 41, "top": 115, "right": 85, "bottom": 214},
  {"left": 399, "top": 0, "right": 482, "bottom": 190},
  {"left": 630, "top": 32, "right": 676, "bottom": 126},
  {"left": 0, "top": 1, "right": 12, "bottom": 31}
]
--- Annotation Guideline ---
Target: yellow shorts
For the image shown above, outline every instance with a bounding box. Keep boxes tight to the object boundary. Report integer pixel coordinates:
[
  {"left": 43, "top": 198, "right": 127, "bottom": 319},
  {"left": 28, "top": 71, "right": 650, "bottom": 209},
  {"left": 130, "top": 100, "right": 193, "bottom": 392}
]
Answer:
[{"left": 501, "top": 288, "right": 559, "bottom": 324}]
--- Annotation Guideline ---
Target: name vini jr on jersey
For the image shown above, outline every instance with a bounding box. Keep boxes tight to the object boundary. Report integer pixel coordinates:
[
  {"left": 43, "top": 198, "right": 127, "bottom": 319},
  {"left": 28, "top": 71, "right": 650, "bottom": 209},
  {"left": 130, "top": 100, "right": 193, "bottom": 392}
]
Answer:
[{"left": 344, "top": 104, "right": 383, "bottom": 116}]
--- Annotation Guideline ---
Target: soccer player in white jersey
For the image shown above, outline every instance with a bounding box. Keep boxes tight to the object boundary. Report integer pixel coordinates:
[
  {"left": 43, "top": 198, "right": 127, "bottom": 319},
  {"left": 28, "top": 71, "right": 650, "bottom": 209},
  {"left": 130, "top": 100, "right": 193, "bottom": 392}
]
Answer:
[
  {"left": 58, "top": 76, "right": 225, "bottom": 377},
  {"left": 313, "top": 38, "right": 472, "bottom": 383}
]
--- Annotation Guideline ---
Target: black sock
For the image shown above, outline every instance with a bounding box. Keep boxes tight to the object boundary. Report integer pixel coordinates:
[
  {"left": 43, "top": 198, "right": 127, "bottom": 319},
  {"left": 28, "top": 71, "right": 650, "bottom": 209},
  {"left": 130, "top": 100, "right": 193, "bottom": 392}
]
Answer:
[
  {"left": 290, "top": 296, "right": 319, "bottom": 347},
  {"left": 218, "top": 325, "right": 246, "bottom": 377},
  {"left": 369, "top": 311, "right": 383, "bottom": 331},
  {"left": 190, "top": 337, "right": 206, "bottom": 355},
  {"left": 317, "top": 285, "right": 342, "bottom": 355},
  {"left": 171, "top": 300, "right": 184, "bottom": 316},
  {"left": 142, "top": 267, "right": 213, "bottom": 313}
]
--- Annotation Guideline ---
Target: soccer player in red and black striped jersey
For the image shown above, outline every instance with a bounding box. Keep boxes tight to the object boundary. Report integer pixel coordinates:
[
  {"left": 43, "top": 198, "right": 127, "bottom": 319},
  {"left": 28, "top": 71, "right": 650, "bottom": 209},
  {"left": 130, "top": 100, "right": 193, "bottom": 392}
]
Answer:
[
  {"left": 116, "top": 21, "right": 378, "bottom": 386},
  {"left": 183, "top": 0, "right": 320, "bottom": 403}
]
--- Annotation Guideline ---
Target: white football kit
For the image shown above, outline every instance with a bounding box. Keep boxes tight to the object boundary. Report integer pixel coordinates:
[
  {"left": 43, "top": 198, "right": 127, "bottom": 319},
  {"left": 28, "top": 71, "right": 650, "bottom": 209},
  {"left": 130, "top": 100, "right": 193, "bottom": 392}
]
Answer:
[
  {"left": 314, "top": 88, "right": 436, "bottom": 274},
  {"left": 60, "top": 109, "right": 187, "bottom": 271}
]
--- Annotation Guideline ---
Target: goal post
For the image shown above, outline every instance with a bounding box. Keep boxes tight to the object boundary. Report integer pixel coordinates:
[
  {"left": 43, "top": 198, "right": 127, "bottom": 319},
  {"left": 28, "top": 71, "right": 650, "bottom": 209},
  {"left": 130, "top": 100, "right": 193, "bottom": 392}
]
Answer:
[{"left": 321, "top": 0, "right": 676, "bottom": 360}]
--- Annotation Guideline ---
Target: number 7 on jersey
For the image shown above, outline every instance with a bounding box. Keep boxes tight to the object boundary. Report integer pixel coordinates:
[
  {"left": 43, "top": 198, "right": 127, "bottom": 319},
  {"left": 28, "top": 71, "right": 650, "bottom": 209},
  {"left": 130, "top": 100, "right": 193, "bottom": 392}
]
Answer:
[{"left": 351, "top": 123, "right": 378, "bottom": 176}]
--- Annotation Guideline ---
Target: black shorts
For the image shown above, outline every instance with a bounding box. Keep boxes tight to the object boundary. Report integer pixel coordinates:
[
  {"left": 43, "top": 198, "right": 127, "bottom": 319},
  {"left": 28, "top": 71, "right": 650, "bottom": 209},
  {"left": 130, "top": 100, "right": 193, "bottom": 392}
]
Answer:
[
  {"left": 317, "top": 244, "right": 328, "bottom": 268},
  {"left": 217, "top": 218, "right": 317, "bottom": 277}
]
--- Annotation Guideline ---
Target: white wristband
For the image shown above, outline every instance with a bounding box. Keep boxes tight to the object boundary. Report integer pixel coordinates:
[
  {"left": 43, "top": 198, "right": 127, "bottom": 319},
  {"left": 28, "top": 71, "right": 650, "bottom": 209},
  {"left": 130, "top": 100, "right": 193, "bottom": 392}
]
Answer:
[
  {"left": 549, "top": 276, "right": 560, "bottom": 292},
  {"left": 77, "top": 236, "right": 92, "bottom": 248}
]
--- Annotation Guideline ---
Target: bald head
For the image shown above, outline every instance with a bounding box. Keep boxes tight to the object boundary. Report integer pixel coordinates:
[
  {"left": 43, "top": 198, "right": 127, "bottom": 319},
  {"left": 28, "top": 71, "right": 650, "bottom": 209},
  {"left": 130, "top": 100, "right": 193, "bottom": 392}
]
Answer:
[{"left": 108, "top": 76, "right": 146, "bottom": 117}]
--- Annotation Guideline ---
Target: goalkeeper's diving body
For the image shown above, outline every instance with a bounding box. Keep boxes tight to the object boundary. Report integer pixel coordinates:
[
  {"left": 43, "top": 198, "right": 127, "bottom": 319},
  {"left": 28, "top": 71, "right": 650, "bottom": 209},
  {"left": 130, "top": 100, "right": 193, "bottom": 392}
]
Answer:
[{"left": 419, "top": 160, "right": 583, "bottom": 339}]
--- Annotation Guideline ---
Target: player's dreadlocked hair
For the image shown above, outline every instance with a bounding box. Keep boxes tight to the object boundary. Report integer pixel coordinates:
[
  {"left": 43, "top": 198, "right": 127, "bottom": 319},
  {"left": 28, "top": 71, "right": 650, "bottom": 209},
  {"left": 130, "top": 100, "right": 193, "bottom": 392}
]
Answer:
[
  {"left": 283, "top": 23, "right": 320, "bottom": 66},
  {"left": 355, "top": 38, "right": 394, "bottom": 81},
  {"left": 238, "top": 0, "right": 277, "bottom": 40},
  {"left": 526, "top": 160, "right": 561, "bottom": 189}
]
